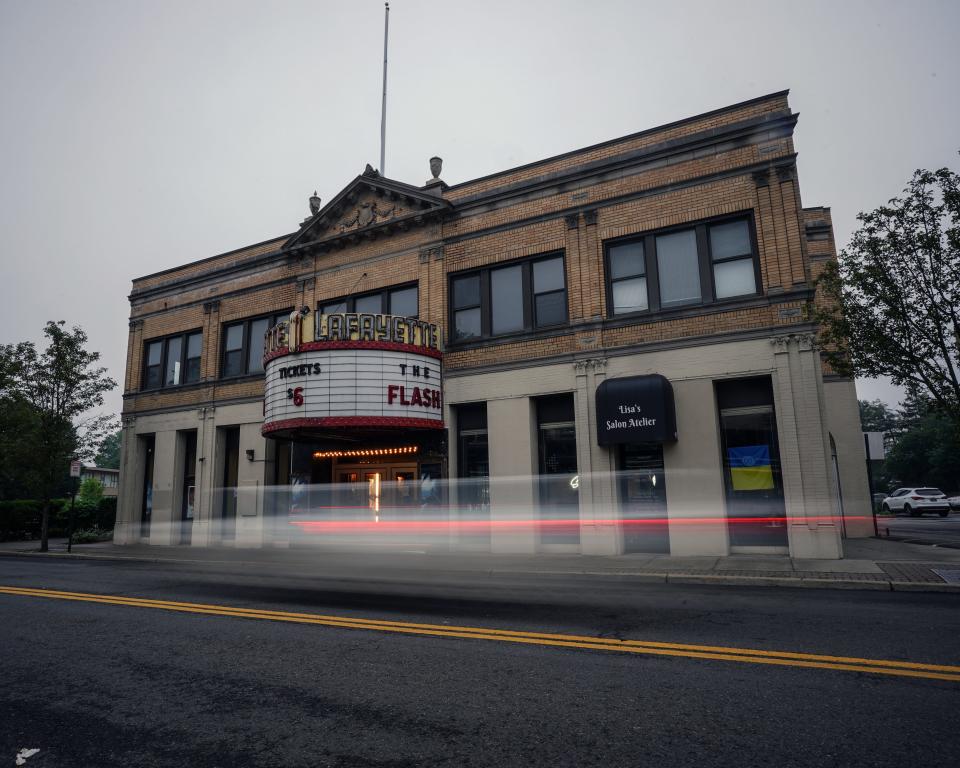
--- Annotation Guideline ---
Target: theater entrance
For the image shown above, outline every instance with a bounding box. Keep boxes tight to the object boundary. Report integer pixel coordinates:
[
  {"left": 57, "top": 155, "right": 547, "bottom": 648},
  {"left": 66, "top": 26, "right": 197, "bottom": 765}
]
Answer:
[{"left": 335, "top": 464, "right": 419, "bottom": 513}]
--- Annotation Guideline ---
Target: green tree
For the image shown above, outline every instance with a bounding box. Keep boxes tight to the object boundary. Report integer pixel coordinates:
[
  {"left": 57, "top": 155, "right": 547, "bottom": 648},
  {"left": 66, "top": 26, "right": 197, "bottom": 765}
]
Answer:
[
  {"left": 94, "top": 430, "right": 121, "bottom": 469},
  {"left": 858, "top": 399, "right": 901, "bottom": 433},
  {"left": 0, "top": 322, "right": 116, "bottom": 550},
  {"left": 883, "top": 396, "right": 960, "bottom": 492},
  {"left": 76, "top": 476, "right": 104, "bottom": 512},
  {"left": 817, "top": 164, "right": 960, "bottom": 431}
]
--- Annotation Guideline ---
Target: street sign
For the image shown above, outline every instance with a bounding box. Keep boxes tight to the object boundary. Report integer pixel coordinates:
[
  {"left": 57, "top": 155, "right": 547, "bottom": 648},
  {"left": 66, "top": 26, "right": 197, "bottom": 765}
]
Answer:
[
  {"left": 70, "top": 460, "right": 82, "bottom": 478},
  {"left": 863, "top": 432, "right": 886, "bottom": 460}
]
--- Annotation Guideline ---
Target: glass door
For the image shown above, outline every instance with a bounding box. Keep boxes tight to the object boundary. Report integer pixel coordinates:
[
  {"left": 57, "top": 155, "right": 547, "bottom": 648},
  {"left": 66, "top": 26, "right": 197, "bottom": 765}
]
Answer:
[{"left": 619, "top": 444, "right": 669, "bottom": 553}]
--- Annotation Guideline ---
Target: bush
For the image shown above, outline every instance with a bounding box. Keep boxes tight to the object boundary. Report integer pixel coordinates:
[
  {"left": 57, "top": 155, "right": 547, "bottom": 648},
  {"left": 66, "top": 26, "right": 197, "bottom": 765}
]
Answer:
[
  {"left": 0, "top": 496, "right": 116, "bottom": 541},
  {"left": 95, "top": 497, "right": 117, "bottom": 530},
  {"left": 71, "top": 527, "right": 114, "bottom": 544},
  {"left": 0, "top": 499, "right": 68, "bottom": 541}
]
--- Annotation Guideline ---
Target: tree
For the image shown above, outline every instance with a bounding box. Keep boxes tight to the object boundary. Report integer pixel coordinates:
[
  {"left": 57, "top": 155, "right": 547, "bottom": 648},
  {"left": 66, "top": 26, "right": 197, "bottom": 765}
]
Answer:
[
  {"left": 0, "top": 353, "right": 42, "bottom": 501},
  {"left": 94, "top": 430, "right": 122, "bottom": 469},
  {"left": 858, "top": 399, "right": 900, "bottom": 433},
  {"left": 0, "top": 322, "right": 116, "bottom": 550},
  {"left": 817, "top": 164, "right": 960, "bottom": 430},
  {"left": 883, "top": 393, "right": 960, "bottom": 492},
  {"left": 76, "top": 477, "right": 104, "bottom": 513}
]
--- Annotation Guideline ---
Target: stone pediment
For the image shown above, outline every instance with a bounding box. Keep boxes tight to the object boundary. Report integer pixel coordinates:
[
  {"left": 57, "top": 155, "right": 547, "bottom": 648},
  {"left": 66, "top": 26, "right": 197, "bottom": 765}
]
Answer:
[{"left": 284, "top": 166, "right": 453, "bottom": 253}]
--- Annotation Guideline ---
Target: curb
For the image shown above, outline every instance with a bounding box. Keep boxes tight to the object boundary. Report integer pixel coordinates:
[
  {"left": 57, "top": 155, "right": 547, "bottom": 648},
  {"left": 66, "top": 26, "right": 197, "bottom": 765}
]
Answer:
[{"left": 2, "top": 549, "right": 960, "bottom": 594}]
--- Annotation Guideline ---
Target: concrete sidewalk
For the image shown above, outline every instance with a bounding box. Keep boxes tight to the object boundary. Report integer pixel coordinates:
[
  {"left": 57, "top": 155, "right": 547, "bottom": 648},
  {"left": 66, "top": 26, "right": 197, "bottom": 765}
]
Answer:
[{"left": 2, "top": 536, "right": 960, "bottom": 593}]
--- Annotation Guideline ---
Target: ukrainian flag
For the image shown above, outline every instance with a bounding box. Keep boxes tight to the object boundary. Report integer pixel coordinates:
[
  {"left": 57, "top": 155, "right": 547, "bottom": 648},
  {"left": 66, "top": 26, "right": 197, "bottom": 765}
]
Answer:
[{"left": 728, "top": 445, "right": 774, "bottom": 491}]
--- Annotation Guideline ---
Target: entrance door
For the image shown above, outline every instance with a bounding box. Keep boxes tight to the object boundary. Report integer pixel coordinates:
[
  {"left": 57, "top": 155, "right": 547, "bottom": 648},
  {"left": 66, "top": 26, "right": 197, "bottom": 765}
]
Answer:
[
  {"left": 619, "top": 444, "right": 669, "bottom": 553},
  {"left": 336, "top": 464, "right": 418, "bottom": 519},
  {"left": 719, "top": 406, "right": 787, "bottom": 548},
  {"left": 180, "top": 431, "right": 197, "bottom": 545}
]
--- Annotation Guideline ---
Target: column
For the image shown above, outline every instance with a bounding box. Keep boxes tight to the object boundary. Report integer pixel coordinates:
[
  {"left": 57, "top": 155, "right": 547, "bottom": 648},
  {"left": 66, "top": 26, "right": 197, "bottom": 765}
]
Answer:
[
  {"left": 148, "top": 430, "right": 178, "bottom": 546},
  {"left": 577, "top": 359, "right": 619, "bottom": 555},
  {"left": 235, "top": 423, "right": 269, "bottom": 547},
  {"left": 191, "top": 407, "right": 218, "bottom": 546},
  {"left": 664, "top": 378, "right": 729, "bottom": 556},
  {"left": 487, "top": 397, "right": 537, "bottom": 554},
  {"left": 772, "top": 334, "right": 842, "bottom": 558},
  {"left": 114, "top": 416, "right": 140, "bottom": 544}
]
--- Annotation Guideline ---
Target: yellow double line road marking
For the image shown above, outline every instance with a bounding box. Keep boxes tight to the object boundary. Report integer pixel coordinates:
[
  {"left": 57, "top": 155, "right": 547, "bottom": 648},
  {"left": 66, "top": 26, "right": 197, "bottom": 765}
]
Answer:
[{"left": 3, "top": 585, "right": 958, "bottom": 682}]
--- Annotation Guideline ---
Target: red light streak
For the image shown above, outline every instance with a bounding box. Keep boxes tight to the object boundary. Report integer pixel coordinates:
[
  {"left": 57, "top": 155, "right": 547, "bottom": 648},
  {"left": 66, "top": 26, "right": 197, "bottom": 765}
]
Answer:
[{"left": 289, "top": 515, "right": 869, "bottom": 535}]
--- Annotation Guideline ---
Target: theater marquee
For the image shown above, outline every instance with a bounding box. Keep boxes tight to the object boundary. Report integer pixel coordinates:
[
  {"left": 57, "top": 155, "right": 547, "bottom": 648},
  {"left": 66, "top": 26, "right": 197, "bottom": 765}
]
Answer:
[{"left": 261, "top": 312, "right": 444, "bottom": 435}]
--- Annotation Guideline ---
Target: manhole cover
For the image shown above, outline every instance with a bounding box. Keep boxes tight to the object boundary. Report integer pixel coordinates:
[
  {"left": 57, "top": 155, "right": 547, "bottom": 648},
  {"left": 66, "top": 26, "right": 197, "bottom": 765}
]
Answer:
[{"left": 932, "top": 569, "right": 960, "bottom": 584}]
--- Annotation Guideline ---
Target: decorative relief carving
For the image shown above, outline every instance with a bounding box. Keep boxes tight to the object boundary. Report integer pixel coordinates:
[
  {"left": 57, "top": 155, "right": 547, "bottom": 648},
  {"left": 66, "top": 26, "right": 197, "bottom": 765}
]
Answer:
[
  {"left": 796, "top": 332, "right": 816, "bottom": 351},
  {"left": 776, "top": 163, "right": 795, "bottom": 182},
  {"left": 565, "top": 213, "right": 579, "bottom": 230},
  {"left": 202, "top": 300, "right": 220, "bottom": 314},
  {"left": 770, "top": 332, "right": 817, "bottom": 354},
  {"left": 583, "top": 209, "right": 598, "bottom": 226},
  {"left": 573, "top": 358, "right": 607, "bottom": 374},
  {"left": 338, "top": 200, "right": 398, "bottom": 232},
  {"left": 418, "top": 245, "right": 444, "bottom": 263},
  {"left": 752, "top": 170, "right": 770, "bottom": 188},
  {"left": 128, "top": 318, "right": 143, "bottom": 330}
]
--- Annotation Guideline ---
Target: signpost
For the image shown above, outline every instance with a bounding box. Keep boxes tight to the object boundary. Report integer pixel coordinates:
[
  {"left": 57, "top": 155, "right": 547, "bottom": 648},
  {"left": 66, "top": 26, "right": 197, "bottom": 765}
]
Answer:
[
  {"left": 863, "top": 432, "right": 884, "bottom": 537},
  {"left": 67, "top": 460, "right": 81, "bottom": 553}
]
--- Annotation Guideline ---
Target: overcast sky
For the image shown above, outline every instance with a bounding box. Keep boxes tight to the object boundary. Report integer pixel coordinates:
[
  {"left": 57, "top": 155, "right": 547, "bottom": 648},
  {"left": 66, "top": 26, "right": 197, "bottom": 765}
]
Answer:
[{"left": 1, "top": 0, "right": 958, "bottom": 419}]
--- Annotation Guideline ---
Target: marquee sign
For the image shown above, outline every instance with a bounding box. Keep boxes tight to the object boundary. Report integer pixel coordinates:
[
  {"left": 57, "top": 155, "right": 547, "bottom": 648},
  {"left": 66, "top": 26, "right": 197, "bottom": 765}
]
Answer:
[
  {"left": 262, "top": 312, "right": 444, "bottom": 435},
  {"left": 595, "top": 374, "right": 677, "bottom": 445}
]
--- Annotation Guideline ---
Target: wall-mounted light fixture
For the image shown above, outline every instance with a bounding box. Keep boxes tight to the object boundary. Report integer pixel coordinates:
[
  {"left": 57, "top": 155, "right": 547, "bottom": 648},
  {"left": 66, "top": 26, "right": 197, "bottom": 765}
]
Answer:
[{"left": 245, "top": 449, "right": 255, "bottom": 461}]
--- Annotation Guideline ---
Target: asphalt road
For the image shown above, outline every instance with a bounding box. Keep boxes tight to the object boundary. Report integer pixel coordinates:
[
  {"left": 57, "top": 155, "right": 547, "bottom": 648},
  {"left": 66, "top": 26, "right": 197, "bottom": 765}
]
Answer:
[
  {"left": 2, "top": 555, "right": 959, "bottom": 768},
  {"left": 882, "top": 511, "right": 960, "bottom": 547}
]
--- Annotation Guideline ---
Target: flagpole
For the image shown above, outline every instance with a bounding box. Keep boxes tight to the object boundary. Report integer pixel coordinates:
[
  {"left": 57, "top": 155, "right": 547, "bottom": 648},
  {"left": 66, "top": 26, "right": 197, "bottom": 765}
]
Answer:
[{"left": 380, "top": 2, "right": 390, "bottom": 175}]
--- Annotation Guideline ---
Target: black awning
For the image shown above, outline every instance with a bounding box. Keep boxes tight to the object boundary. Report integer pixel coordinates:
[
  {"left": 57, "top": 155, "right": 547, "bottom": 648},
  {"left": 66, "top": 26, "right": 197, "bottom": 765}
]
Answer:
[{"left": 595, "top": 374, "right": 677, "bottom": 445}]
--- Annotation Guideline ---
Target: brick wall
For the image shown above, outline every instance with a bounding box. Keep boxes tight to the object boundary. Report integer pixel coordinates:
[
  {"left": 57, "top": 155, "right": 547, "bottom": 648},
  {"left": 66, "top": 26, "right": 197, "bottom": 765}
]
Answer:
[{"left": 124, "top": 91, "right": 830, "bottom": 416}]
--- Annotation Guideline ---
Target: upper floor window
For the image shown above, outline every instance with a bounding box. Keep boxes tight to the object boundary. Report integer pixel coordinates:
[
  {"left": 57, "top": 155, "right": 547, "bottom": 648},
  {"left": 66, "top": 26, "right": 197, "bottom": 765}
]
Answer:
[
  {"left": 143, "top": 331, "right": 202, "bottom": 390},
  {"left": 709, "top": 219, "right": 757, "bottom": 299},
  {"left": 222, "top": 311, "right": 290, "bottom": 378},
  {"left": 450, "top": 253, "right": 567, "bottom": 342},
  {"left": 604, "top": 215, "right": 758, "bottom": 317},
  {"left": 319, "top": 283, "right": 418, "bottom": 318}
]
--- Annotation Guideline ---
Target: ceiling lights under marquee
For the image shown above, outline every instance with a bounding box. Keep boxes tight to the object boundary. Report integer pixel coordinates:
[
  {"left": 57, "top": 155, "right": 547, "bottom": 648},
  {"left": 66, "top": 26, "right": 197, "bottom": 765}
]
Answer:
[{"left": 312, "top": 446, "right": 419, "bottom": 460}]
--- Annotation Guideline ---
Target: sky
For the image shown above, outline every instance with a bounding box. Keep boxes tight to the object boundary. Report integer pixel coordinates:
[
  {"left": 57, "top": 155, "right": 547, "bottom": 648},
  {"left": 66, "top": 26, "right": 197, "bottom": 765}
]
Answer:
[{"left": 1, "top": 0, "right": 958, "bottom": 419}]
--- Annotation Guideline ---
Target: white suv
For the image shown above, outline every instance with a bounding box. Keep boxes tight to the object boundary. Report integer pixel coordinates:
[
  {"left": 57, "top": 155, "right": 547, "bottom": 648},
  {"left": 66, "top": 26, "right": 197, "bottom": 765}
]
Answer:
[{"left": 881, "top": 488, "right": 951, "bottom": 517}]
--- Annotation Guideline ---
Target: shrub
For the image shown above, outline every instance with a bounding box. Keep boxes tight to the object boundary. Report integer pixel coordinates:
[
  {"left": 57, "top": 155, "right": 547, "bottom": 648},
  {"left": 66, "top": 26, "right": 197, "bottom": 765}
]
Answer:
[
  {"left": 71, "top": 527, "right": 114, "bottom": 544},
  {"left": 0, "top": 499, "right": 68, "bottom": 541}
]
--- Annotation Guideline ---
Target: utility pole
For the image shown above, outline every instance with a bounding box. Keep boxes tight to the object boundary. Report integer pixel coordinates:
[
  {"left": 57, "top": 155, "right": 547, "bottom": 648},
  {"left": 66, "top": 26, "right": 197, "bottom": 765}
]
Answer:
[{"left": 380, "top": 2, "right": 390, "bottom": 175}]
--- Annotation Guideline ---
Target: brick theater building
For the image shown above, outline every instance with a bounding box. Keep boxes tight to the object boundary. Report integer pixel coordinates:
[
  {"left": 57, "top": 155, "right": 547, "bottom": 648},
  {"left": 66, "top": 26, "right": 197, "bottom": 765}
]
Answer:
[{"left": 116, "top": 90, "right": 871, "bottom": 558}]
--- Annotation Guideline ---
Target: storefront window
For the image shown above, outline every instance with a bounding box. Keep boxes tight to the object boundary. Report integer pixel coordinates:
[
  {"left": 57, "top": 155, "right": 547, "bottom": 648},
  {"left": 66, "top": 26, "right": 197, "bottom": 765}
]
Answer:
[
  {"left": 536, "top": 394, "right": 579, "bottom": 545},
  {"left": 456, "top": 404, "right": 489, "bottom": 525},
  {"left": 716, "top": 377, "right": 787, "bottom": 548}
]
